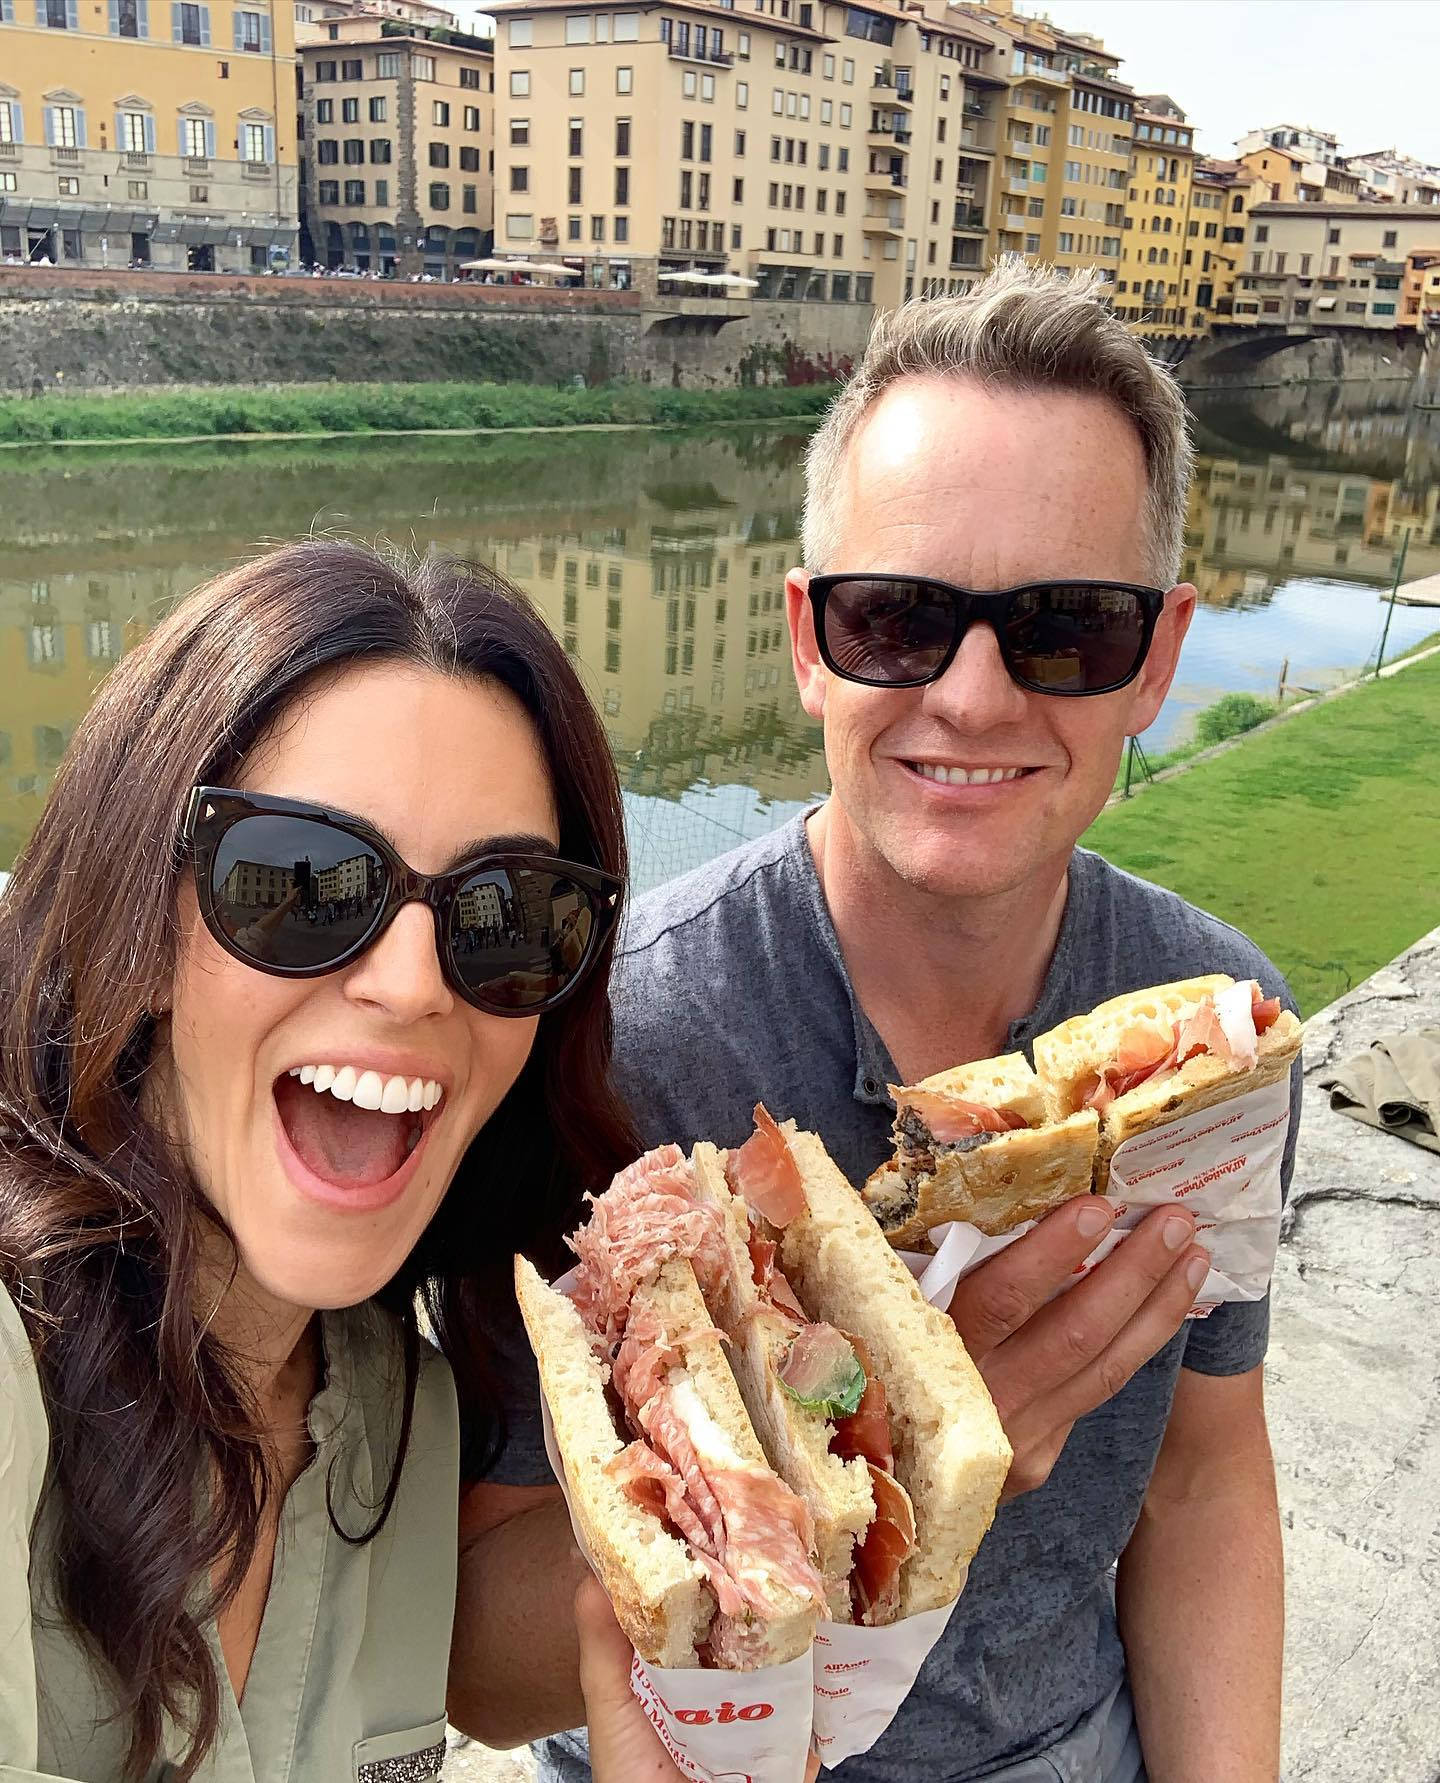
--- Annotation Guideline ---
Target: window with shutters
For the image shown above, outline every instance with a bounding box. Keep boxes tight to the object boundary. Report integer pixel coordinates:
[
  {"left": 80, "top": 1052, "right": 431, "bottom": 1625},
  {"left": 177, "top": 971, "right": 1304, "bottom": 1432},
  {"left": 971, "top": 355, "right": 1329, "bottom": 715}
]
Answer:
[
  {"left": 243, "top": 121, "right": 267, "bottom": 161},
  {"left": 50, "top": 104, "right": 80, "bottom": 147},
  {"left": 235, "top": 8, "right": 262, "bottom": 51},
  {"left": 181, "top": 114, "right": 208, "bottom": 157},
  {"left": 114, "top": 0, "right": 146, "bottom": 37},
  {"left": 0, "top": 104, "right": 19, "bottom": 145},
  {"left": 174, "top": 2, "right": 208, "bottom": 44},
  {"left": 615, "top": 165, "right": 629, "bottom": 205},
  {"left": 43, "top": 0, "right": 75, "bottom": 27},
  {"left": 119, "top": 109, "right": 148, "bottom": 151},
  {"left": 569, "top": 119, "right": 583, "bottom": 157}
]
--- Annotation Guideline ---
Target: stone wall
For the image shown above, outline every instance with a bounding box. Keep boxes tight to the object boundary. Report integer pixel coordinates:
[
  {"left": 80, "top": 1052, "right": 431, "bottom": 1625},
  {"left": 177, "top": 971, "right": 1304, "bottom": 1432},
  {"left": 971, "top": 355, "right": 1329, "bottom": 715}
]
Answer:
[{"left": 0, "top": 268, "right": 874, "bottom": 393}]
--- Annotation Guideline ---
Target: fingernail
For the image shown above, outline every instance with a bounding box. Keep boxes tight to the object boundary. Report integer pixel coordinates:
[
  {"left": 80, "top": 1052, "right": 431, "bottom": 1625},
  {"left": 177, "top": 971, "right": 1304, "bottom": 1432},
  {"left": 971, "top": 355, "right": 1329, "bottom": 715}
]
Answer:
[
  {"left": 1185, "top": 1252, "right": 1209, "bottom": 1292},
  {"left": 1163, "top": 1214, "right": 1193, "bottom": 1251},
  {"left": 1076, "top": 1202, "right": 1112, "bottom": 1239}
]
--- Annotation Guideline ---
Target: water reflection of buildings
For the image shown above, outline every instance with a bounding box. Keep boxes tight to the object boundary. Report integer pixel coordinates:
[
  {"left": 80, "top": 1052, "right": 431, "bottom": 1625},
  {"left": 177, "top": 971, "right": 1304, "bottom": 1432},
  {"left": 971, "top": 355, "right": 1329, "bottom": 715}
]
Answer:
[{"left": 1181, "top": 454, "right": 1440, "bottom": 609}]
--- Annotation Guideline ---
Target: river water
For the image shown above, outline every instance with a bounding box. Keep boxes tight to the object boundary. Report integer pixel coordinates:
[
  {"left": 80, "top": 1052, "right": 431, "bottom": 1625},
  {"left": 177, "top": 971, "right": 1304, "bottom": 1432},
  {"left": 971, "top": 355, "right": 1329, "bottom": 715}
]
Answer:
[{"left": 2, "top": 381, "right": 1437, "bottom": 888}]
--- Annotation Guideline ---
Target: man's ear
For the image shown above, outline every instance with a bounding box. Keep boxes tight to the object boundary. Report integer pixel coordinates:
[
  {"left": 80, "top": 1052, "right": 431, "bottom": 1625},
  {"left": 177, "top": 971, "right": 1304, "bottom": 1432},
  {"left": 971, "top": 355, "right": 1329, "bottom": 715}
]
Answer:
[
  {"left": 785, "top": 567, "right": 827, "bottom": 721},
  {"left": 1124, "top": 584, "right": 1196, "bottom": 735}
]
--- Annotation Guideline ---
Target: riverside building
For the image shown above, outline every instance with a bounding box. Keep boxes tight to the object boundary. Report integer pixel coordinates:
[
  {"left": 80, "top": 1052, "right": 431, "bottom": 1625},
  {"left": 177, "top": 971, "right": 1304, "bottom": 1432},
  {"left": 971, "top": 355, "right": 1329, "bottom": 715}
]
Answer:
[
  {"left": 295, "top": 11, "right": 494, "bottom": 275},
  {"left": 1112, "top": 95, "right": 1196, "bottom": 339},
  {"left": 0, "top": 0, "right": 297, "bottom": 268},
  {"left": 485, "top": 0, "right": 1037, "bottom": 307},
  {"left": 1230, "top": 204, "right": 1440, "bottom": 329}
]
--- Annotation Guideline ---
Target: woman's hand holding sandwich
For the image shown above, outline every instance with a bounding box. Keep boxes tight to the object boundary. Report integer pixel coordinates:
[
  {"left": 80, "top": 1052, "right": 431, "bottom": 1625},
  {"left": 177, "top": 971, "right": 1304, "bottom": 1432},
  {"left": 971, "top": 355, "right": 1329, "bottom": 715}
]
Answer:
[{"left": 946, "top": 1196, "right": 1208, "bottom": 1500}]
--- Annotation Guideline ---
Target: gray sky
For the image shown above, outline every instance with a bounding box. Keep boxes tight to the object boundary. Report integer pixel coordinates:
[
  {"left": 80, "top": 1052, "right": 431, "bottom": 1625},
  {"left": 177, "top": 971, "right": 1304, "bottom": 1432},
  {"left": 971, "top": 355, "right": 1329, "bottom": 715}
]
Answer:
[{"left": 1029, "top": 0, "right": 1440, "bottom": 168}]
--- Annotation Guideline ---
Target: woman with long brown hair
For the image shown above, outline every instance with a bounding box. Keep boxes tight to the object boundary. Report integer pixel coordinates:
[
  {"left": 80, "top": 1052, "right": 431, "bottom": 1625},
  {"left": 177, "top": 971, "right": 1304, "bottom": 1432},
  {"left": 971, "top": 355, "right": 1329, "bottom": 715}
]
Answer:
[{"left": 0, "top": 540, "right": 674, "bottom": 1781}]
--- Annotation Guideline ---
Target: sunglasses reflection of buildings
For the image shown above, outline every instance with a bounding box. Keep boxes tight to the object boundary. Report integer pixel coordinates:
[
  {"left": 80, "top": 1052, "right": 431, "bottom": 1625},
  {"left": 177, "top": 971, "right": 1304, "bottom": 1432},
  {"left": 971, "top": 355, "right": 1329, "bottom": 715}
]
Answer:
[{"left": 220, "top": 851, "right": 381, "bottom": 914}]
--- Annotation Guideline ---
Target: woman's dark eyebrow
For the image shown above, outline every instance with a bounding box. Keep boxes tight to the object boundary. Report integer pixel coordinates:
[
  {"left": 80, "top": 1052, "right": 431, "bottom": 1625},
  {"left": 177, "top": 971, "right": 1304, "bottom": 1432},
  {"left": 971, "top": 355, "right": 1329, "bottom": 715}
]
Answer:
[{"left": 446, "top": 831, "right": 561, "bottom": 866}]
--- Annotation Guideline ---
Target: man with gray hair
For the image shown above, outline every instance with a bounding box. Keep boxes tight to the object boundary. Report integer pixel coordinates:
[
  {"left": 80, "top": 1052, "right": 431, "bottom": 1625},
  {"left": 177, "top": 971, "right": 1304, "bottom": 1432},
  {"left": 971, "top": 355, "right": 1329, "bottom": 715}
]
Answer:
[{"left": 451, "top": 260, "right": 1295, "bottom": 1781}]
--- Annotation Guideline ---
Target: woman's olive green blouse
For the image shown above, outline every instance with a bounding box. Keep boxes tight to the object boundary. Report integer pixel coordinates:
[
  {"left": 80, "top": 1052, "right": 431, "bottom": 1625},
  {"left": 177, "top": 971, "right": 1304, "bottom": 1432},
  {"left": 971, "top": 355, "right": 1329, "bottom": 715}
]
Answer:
[{"left": 0, "top": 1282, "right": 459, "bottom": 1783}]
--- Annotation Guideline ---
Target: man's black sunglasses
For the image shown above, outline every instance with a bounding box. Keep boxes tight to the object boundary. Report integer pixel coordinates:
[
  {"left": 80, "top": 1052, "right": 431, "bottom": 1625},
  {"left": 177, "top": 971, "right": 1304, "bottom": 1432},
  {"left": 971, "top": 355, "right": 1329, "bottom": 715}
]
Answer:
[
  {"left": 807, "top": 575, "right": 1168, "bottom": 697},
  {"left": 182, "top": 786, "right": 621, "bottom": 1017}
]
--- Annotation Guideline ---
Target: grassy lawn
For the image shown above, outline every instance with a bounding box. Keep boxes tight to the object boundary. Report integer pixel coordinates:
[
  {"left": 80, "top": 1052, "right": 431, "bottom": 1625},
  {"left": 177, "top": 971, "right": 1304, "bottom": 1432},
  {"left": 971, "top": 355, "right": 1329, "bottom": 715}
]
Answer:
[{"left": 1084, "top": 650, "right": 1440, "bottom": 1014}]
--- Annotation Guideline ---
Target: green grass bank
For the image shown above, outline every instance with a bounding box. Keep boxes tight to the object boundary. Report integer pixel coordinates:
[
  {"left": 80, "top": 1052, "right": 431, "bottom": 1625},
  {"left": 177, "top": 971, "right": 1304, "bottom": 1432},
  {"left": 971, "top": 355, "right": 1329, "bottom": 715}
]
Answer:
[
  {"left": 1084, "top": 649, "right": 1440, "bottom": 1015},
  {"left": 0, "top": 379, "right": 836, "bottom": 446}
]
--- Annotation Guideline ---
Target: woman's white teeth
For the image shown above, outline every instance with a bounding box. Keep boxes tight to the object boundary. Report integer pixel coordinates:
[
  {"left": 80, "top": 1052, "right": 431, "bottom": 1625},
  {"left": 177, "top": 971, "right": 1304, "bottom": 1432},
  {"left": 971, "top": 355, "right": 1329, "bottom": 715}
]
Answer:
[
  {"left": 915, "top": 763, "right": 1025, "bottom": 785},
  {"left": 288, "top": 1064, "right": 444, "bottom": 1113}
]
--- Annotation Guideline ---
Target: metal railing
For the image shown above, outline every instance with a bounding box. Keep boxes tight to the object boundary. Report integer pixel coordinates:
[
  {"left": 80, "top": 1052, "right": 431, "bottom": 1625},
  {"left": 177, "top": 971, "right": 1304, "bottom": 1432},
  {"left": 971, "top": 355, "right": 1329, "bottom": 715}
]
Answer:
[{"left": 668, "top": 42, "right": 734, "bottom": 66}]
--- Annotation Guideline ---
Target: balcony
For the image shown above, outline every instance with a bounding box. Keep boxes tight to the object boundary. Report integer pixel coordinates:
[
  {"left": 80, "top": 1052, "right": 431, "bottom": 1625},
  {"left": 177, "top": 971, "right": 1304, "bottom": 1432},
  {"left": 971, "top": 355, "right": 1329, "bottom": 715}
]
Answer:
[
  {"left": 121, "top": 150, "right": 151, "bottom": 170},
  {"left": 866, "top": 123, "right": 912, "bottom": 148},
  {"left": 865, "top": 167, "right": 907, "bottom": 192},
  {"left": 667, "top": 41, "right": 735, "bottom": 66},
  {"left": 183, "top": 156, "right": 211, "bottom": 175},
  {"left": 0, "top": 142, "right": 19, "bottom": 162},
  {"left": 51, "top": 146, "right": 82, "bottom": 166},
  {"left": 959, "top": 128, "right": 996, "bottom": 156},
  {"left": 862, "top": 215, "right": 903, "bottom": 238},
  {"left": 1006, "top": 176, "right": 1029, "bottom": 196},
  {"left": 242, "top": 160, "right": 271, "bottom": 180},
  {"left": 953, "top": 204, "right": 985, "bottom": 232},
  {"left": 963, "top": 101, "right": 989, "bottom": 119},
  {"left": 950, "top": 253, "right": 984, "bottom": 272}
]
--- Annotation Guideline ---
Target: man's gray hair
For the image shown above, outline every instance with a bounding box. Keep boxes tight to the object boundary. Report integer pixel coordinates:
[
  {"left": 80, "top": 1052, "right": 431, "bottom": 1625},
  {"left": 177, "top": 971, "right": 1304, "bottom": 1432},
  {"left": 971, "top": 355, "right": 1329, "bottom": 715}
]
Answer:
[{"left": 802, "top": 258, "right": 1195, "bottom": 587}]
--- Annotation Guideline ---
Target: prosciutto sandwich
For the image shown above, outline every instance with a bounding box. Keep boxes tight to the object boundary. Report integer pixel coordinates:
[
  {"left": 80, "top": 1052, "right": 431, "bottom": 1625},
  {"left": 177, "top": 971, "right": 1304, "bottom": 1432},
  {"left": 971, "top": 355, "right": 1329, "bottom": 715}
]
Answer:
[
  {"left": 861, "top": 1054, "right": 1101, "bottom": 1247},
  {"left": 1033, "top": 973, "right": 1302, "bottom": 1186},
  {"left": 515, "top": 1113, "right": 1010, "bottom": 1667},
  {"left": 693, "top": 1111, "right": 1009, "bottom": 1625}
]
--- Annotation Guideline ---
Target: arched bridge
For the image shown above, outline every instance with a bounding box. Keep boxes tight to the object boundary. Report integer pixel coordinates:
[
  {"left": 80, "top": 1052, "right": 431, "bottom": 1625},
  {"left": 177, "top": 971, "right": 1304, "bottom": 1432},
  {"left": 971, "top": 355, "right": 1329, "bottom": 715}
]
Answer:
[{"left": 1178, "top": 322, "right": 1424, "bottom": 381}]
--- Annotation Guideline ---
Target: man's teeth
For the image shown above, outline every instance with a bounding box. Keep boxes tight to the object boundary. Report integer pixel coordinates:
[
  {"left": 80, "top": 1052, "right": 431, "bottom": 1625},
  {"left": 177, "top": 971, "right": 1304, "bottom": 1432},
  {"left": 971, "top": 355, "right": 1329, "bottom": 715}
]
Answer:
[
  {"left": 289, "top": 1065, "right": 443, "bottom": 1112},
  {"left": 913, "top": 763, "right": 1027, "bottom": 786}
]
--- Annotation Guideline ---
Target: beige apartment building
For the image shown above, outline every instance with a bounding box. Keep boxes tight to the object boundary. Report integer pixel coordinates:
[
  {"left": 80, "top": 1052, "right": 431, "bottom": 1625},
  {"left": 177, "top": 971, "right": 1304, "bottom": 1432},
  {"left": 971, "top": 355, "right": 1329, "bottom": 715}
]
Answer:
[
  {"left": 1232, "top": 204, "right": 1440, "bottom": 329},
  {"left": 296, "top": 12, "right": 493, "bottom": 273},
  {"left": 0, "top": 0, "right": 296, "bottom": 269}
]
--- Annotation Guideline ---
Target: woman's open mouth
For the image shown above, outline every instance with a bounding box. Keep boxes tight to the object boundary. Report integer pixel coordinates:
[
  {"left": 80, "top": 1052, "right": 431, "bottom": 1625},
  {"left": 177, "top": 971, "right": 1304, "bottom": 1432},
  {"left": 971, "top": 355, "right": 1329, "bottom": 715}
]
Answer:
[{"left": 273, "top": 1063, "right": 446, "bottom": 1211}]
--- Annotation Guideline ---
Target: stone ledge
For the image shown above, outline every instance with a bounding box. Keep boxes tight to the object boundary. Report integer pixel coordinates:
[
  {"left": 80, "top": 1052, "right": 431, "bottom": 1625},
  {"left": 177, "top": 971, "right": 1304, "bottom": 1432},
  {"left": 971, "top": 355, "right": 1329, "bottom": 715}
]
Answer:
[{"left": 1272, "top": 924, "right": 1440, "bottom": 1781}]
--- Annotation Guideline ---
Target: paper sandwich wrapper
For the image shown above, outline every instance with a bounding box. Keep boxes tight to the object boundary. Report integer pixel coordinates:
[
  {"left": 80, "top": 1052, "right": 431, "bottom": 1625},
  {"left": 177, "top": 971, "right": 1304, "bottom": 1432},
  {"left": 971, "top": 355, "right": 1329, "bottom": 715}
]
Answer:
[
  {"left": 901, "top": 1077, "right": 1293, "bottom": 1317},
  {"left": 539, "top": 1267, "right": 964, "bottom": 1780}
]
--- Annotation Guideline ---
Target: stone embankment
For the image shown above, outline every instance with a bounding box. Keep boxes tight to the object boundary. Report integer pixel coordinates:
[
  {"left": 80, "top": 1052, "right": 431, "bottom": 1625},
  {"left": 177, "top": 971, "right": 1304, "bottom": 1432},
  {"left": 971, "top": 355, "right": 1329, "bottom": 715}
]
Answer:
[
  {"left": 0, "top": 267, "right": 872, "bottom": 392},
  {"left": 445, "top": 927, "right": 1440, "bottom": 1782}
]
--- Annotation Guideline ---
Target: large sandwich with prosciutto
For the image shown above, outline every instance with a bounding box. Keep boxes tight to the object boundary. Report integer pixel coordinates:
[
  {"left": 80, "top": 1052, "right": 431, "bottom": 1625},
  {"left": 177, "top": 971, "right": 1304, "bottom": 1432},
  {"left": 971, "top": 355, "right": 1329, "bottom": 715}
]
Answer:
[
  {"left": 1032, "top": 973, "right": 1302, "bottom": 1185},
  {"left": 515, "top": 1112, "right": 1010, "bottom": 1667},
  {"left": 861, "top": 1053, "right": 1102, "bottom": 1247},
  {"left": 861, "top": 975, "right": 1303, "bottom": 1249},
  {"left": 692, "top": 1111, "right": 1009, "bottom": 1625}
]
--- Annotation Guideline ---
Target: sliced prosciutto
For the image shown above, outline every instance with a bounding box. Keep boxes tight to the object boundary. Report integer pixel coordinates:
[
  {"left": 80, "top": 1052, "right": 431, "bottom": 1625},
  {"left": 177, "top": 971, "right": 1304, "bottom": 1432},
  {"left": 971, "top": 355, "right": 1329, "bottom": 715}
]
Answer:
[
  {"left": 851, "top": 1463, "right": 917, "bottom": 1627},
  {"left": 725, "top": 1104, "right": 808, "bottom": 1227},
  {"left": 776, "top": 1323, "right": 866, "bottom": 1419},
  {"left": 746, "top": 1233, "right": 807, "bottom": 1324},
  {"left": 567, "top": 1144, "right": 731, "bottom": 1345},
  {"left": 1080, "top": 982, "right": 1276, "bottom": 1113},
  {"left": 899, "top": 1089, "right": 1028, "bottom": 1146}
]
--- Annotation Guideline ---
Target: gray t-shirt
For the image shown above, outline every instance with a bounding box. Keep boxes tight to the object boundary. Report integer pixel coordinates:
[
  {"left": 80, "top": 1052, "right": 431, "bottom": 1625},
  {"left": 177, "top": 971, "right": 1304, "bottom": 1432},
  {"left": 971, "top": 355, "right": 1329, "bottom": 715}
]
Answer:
[{"left": 524, "top": 814, "right": 1301, "bottom": 1782}]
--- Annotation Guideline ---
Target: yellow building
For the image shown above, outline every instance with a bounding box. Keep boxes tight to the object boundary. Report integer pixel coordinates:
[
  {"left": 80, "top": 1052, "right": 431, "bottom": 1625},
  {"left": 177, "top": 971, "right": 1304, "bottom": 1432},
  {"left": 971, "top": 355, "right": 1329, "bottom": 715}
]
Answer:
[
  {"left": 0, "top": 0, "right": 297, "bottom": 268},
  {"left": 1112, "top": 96, "right": 1195, "bottom": 340},
  {"left": 296, "top": 14, "right": 493, "bottom": 274}
]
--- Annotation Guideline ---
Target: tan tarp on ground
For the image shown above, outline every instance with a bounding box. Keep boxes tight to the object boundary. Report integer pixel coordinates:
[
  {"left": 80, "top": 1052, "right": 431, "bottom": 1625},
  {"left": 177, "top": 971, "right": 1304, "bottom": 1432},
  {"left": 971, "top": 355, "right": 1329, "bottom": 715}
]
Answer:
[{"left": 1319, "top": 1028, "right": 1440, "bottom": 1154}]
